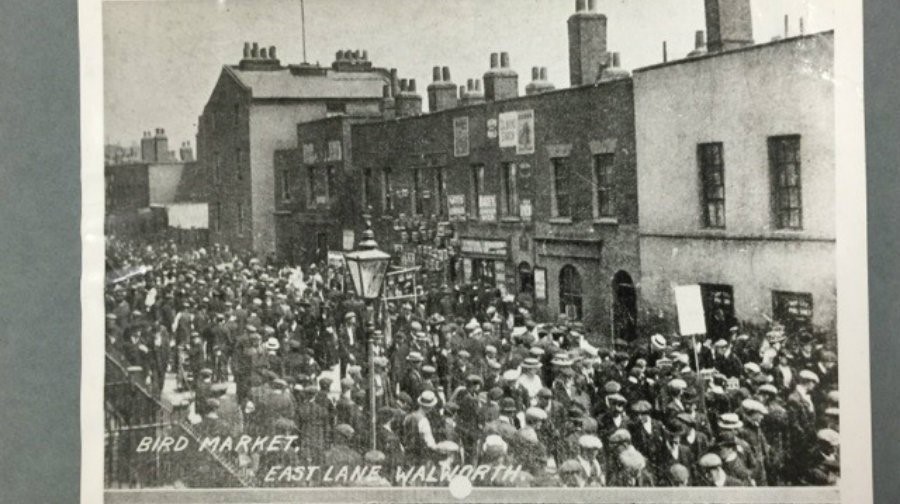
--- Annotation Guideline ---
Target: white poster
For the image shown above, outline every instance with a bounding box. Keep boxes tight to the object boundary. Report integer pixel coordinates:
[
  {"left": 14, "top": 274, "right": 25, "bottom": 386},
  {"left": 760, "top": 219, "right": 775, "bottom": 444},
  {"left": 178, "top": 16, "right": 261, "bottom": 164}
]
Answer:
[
  {"left": 342, "top": 229, "right": 354, "bottom": 251},
  {"left": 447, "top": 194, "right": 466, "bottom": 219},
  {"left": 498, "top": 111, "right": 517, "bottom": 147},
  {"left": 516, "top": 110, "right": 535, "bottom": 155},
  {"left": 302, "top": 143, "right": 316, "bottom": 164},
  {"left": 674, "top": 284, "right": 707, "bottom": 336},
  {"left": 478, "top": 194, "right": 497, "bottom": 222}
]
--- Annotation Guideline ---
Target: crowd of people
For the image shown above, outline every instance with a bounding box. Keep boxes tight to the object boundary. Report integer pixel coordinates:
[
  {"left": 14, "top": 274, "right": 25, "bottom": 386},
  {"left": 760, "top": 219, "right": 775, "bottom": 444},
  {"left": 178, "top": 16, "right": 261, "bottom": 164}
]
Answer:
[{"left": 106, "top": 238, "right": 840, "bottom": 488}]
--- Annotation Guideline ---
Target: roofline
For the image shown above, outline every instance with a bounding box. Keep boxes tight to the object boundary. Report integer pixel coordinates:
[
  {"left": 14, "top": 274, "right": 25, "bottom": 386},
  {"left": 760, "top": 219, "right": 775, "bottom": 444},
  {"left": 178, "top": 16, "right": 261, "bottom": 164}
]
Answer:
[
  {"left": 634, "top": 30, "right": 834, "bottom": 74},
  {"left": 354, "top": 78, "right": 633, "bottom": 127}
]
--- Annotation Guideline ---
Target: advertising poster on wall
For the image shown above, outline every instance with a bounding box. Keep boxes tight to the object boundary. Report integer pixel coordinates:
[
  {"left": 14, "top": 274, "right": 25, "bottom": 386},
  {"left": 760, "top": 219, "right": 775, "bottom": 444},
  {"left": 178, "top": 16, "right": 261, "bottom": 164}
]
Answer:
[
  {"left": 478, "top": 194, "right": 497, "bottom": 222},
  {"left": 533, "top": 266, "right": 547, "bottom": 301},
  {"left": 447, "top": 194, "right": 466, "bottom": 220},
  {"left": 498, "top": 111, "right": 517, "bottom": 147},
  {"left": 453, "top": 116, "right": 469, "bottom": 157},
  {"left": 516, "top": 110, "right": 535, "bottom": 155}
]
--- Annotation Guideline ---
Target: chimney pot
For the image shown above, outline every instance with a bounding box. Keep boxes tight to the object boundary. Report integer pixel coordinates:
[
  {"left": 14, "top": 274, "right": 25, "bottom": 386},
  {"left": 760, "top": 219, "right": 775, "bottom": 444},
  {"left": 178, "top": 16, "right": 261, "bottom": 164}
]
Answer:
[
  {"left": 587, "top": 0, "right": 596, "bottom": 11},
  {"left": 243, "top": 42, "right": 251, "bottom": 58},
  {"left": 540, "top": 67, "right": 548, "bottom": 80},
  {"left": 336, "top": 50, "right": 343, "bottom": 61},
  {"left": 269, "top": 46, "right": 277, "bottom": 59},
  {"left": 362, "top": 50, "right": 368, "bottom": 60},
  {"left": 576, "top": 0, "right": 585, "bottom": 12},
  {"left": 467, "top": 78, "right": 474, "bottom": 90},
  {"left": 459, "top": 85, "right": 466, "bottom": 98},
  {"left": 433, "top": 66, "right": 442, "bottom": 82},
  {"left": 408, "top": 79, "right": 417, "bottom": 93},
  {"left": 475, "top": 79, "right": 481, "bottom": 91},
  {"left": 784, "top": 14, "right": 790, "bottom": 37},
  {"left": 532, "top": 66, "right": 540, "bottom": 80},
  {"left": 490, "top": 53, "right": 499, "bottom": 69},
  {"left": 663, "top": 41, "right": 668, "bottom": 62},
  {"left": 400, "top": 78, "right": 409, "bottom": 92},
  {"left": 390, "top": 68, "right": 399, "bottom": 96},
  {"left": 260, "top": 47, "right": 268, "bottom": 59},
  {"left": 695, "top": 30, "right": 706, "bottom": 48},
  {"left": 799, "top": 17, "right": 805, "bottom": 35},
  {"left": 612, "top": 52, "right": 621, "bottom": 68},
  {"left": 500, "top": 52, "right": 510, "bottom": 68},
  {"left": 442, "top": 66, "right": 451, "bottom": 82},
  {"left": 251, "top": 42, "right": 259, "bottom": 58}
]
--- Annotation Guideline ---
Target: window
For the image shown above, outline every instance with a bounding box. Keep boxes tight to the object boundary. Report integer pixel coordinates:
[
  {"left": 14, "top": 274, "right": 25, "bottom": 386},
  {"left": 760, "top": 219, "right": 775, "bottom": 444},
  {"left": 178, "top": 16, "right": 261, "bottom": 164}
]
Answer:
[
  {"left": 700, "top": 283, "right": 736, "bottom": 341},
  {"left": 213, "top": 151, "right": 221, "bottom": 183},
  {"left": 362, "top": 168, "right": 374, "bottom": 210},
  {"left": 412, "top": 168, "right": 425, "bottom": 215},
  {"left": 772, "top": 291, "right": 813, "bottom": 334},
  {"left": 698, "top": 143, "right": 725, "bottom": 228},
  {"left": 326, "top": 166, "right": 336, "bottom": 201},
  {"left": 593, "top": 153, "right": 615, "bottom": 218},
  {"left": 434, "top": 167, "right": 446, "bottom": 218},
  {"left": 381, "top": 167, "right": 393, "bottom": 212},
  {"left": 769, "top": 135, "right": 803, "bottom": 229},
  {"left": 501, "top": 162, "right": 519, "bottom": 217},
  {"left": 307, "top": 166, "right": 318, "bottom": 208},
  {"left": 235, "top": 148, "right": 243, "bottom": 181},
  {"left": 237, "top": 202, "right": 245, "bottom": 235},
  {"left": 326, "top": 102, "right": 347, "bottom": 117},
  {"left": 214, "top": 202, "right": 222, "bottom": 232},
  {"left": 559, "top": 265, "right": 583, "bottom": 321},
  {"left": 280, "top": 169, "right": 292, "bottom": 200},
  {"left": 551, "top": 157, "right": 571, "bottom": 218},
  {"left": 470, "top": 164, "right": 485, "bottom": 218},
  {"left": 518, "top": 261, "right": 534, "bottom": 296}
]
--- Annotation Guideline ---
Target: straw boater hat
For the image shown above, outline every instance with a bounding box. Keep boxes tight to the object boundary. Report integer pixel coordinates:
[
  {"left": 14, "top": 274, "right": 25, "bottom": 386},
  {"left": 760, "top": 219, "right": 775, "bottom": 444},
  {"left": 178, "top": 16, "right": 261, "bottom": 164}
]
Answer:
[
  {"left": 521, "top": 357, "right": 541, "bottom": 369},
  {"left": 418, "top": 390, "right": 438, "bottom": 408}
]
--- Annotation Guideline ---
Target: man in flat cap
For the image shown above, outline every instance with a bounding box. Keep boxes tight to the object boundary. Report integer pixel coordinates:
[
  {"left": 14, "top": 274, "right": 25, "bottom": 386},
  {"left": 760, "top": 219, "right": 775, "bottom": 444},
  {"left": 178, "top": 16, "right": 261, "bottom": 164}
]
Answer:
[{"left": 785, "top": 369, "right": 820, "bottom": 483}]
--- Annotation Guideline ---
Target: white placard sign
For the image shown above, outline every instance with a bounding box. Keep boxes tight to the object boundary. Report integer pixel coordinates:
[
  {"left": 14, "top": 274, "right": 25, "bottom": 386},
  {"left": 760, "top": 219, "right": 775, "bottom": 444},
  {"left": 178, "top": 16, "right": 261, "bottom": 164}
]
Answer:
[
  {"left": 498, "top": 111, "right": 518, "bottom": 147},
  {"left": 674, "top": 284, "right": 707, "bottom": 335}
]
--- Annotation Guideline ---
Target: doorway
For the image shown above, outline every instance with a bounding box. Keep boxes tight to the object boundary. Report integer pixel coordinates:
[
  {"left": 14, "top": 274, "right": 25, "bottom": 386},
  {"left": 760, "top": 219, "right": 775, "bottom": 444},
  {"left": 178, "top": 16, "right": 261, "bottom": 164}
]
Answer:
[{"left": 612, "top": 270, "right": 637, "bottom": 341}]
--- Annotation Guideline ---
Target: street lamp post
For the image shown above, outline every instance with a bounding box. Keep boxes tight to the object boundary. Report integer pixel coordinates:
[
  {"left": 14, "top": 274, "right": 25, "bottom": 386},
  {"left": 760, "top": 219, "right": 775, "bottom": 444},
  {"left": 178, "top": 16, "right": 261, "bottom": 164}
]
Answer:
[{"left": 343, "top": 222, "right": 391, "bottom": 452}]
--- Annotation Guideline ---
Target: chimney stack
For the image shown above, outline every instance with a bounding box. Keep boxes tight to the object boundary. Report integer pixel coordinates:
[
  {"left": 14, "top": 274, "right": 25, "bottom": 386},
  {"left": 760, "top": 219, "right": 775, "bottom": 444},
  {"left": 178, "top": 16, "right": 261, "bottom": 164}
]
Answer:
[
  {"left": 396, "top": 77, "right": 423, "bottom": 117},
  {"left": 526, "top": 66, "right": 555, "bottom": 95},
  {"left": 688, "top": 30, "right": 707, "bottom": 57},
  {"left": 251, "top": 42, "right": 259, "bottom": 58},
  {"left": 460, "top": 78, "right": 485, "bottom": 106},
  {"left": 269, "top": 46, "right": 277, "bottom": 60},
  {"left": 484, "top": 52, "right": 518, "bottom": 101},
  {"left": 704, "top": 0, "right": 753, "bottom": 53},
  {"left": 260, "top": 47, "right": 268, "bottom": 59},
  {"left": 179, "top": 141, "right": 194, "bottom": 162},
  {"left": 380, "top": 84, "right": 396, "bottom": 120},
  {"left": 568, "top": 0, "right": 608, "bottom": 86},
  {"left": 428, "top": 65, "right": 458, "bottom": 112},
  {"left": 243, "top": 42, "right": 251, "bottom": 58},
  {"left": 598, "top": 52, "right": 630, "bottom": 82}
]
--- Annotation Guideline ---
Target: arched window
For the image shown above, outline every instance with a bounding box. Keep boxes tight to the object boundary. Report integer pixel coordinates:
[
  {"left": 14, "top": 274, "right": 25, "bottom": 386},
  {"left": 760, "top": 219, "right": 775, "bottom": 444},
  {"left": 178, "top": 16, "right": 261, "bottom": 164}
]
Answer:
[
  {"left": 518, "top": 261, "right": 534, "bottom": 295},
  {"left": 559, "top": 265, "right": 583, "bottom": 321}
]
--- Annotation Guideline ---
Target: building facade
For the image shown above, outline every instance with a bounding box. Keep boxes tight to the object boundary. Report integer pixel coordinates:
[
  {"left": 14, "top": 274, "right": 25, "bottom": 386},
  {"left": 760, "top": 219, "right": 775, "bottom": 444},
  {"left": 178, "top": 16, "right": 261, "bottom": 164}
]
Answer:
[
  {"left": 198, "top": 43, "right": 393, "bottom": 255},
  {"left": 633, "top": 31, "right": 836, "bottom": 337}
]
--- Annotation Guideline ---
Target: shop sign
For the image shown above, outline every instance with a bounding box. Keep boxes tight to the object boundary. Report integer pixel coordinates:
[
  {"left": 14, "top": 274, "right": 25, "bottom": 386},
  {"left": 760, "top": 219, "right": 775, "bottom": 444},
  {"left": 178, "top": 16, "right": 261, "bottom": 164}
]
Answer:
[
  {"left": 520, "top": 199, "right": 533, "bottom": 221},
  {"left": 498, "top": 112, "right": 517, "bottom": 147},
  {"left": 486, "top": 118, "right": 498, "bottom": 139},
  {"left": 460, "top": 238, "right": 507, "bottom": 257}
]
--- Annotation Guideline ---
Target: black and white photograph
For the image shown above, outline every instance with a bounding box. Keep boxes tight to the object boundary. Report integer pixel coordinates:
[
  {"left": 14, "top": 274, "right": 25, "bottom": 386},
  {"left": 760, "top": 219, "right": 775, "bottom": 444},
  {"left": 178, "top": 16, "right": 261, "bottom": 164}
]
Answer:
[{"left": 83, "top": 0, "right": 872, "bottom": 501}]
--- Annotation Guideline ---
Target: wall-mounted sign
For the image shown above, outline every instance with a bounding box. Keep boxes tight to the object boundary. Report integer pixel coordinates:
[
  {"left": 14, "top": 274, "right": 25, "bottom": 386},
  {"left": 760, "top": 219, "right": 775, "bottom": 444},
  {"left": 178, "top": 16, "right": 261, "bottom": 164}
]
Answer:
[
  {"left": 534, "top": 267, "right": 547, "bottom": 301},
  {"left": 447, "top": 194, "right": 466, "bottom": 220},
  {"left": 478, "top": 194, "right": 497, "bottom": 222},
  {"left": 516, "top": 110, "right": 535, "bottom": 155},
  {"left": 460, "top": 238, "right": 507, "bottom": 257},
  {"left": 302, "top": 143, "right": 316, "bottom": 164},
  {"left": 453, "top": 116, "right": 470, "bottom": 157},
  {"left": 326, "top": 140, "right": 342, "bottom": 162},
  {"left": 518, "top": 162, "right": 532, "bottom": 179},
  {"left": 462, "top": 258, "right": 472, "bottom": 283},
  {"left": 486, "top": 118, "right": 498, "bottom": 139},
  {"left": 498, "top": 112, "right": 517, "bottom": 147}
]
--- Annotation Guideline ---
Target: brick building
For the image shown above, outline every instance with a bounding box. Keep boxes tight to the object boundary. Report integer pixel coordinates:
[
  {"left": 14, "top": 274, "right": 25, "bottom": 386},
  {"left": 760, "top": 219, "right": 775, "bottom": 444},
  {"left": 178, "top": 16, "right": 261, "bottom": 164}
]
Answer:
[
  {"left": 105, "top": 129, "right": 205, "bottom": 238},
  {"left": 633, "top": 0, "right": 836, "bottom": 337},
  {"left": 198, "top": 43, "right": 393, "bottom": 255},
  {"left": 275, "top": 0, "right": 642, "bottom": 339}
]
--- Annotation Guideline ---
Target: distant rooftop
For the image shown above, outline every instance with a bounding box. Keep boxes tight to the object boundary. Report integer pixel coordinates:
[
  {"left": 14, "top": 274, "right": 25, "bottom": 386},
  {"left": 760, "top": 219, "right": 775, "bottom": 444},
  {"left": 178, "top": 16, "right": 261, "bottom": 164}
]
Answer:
[{"left": 226, "top": 65, "right": 389, "bottom": 101}]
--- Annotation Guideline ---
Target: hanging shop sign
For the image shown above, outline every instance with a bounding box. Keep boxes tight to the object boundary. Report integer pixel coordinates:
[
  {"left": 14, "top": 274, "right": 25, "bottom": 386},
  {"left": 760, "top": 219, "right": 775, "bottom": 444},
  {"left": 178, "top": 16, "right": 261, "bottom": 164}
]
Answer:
[{"left": 342, "top": 229, "right": 355, "bottom": 251}]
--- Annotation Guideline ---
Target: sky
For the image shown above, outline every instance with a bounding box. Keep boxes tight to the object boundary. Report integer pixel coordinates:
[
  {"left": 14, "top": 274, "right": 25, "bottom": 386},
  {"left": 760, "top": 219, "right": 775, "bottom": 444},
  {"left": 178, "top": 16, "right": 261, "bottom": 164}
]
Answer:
[{"left": 103, "top": 0, "right": 835, "bottom": 150}]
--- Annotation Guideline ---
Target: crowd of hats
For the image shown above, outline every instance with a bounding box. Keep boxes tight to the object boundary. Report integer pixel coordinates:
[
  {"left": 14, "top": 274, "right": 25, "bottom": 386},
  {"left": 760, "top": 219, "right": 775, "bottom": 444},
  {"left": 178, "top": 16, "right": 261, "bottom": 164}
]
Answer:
[{"left": 105, "top": 239, "right": 840, "bottom": 488}]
